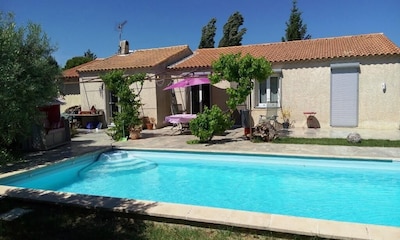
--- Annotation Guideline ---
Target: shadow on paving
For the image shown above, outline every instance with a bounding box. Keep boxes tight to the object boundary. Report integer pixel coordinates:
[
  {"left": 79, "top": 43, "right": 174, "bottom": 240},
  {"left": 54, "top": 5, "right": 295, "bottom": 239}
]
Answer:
[{"left": 0, "top": 134, "right": 113, "bottom": 174}]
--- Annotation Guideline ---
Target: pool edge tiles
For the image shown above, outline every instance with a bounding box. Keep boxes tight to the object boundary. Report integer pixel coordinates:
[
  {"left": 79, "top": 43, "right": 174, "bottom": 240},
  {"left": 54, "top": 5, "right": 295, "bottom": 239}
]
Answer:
[
  {"left": 118, "top": 146, "right": 400, "bottom": 163},
  {"left": 0, "top": 186, "right": 399, "bottom": 240}
]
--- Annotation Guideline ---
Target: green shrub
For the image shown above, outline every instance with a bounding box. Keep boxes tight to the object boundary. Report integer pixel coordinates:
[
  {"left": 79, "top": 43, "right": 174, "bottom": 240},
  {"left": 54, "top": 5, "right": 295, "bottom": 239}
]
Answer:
[{"left": 189, "top": 105, "right": 233, "bottom": 143}]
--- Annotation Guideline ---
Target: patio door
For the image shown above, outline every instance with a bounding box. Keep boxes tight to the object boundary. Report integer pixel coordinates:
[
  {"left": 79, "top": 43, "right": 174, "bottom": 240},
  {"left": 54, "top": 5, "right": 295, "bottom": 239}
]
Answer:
[
  {"left": 190, "top": 84, "right": 210, "bottom": 114},
  {"left": 330, "top": 63, "right": 359, "bottom": 127}
]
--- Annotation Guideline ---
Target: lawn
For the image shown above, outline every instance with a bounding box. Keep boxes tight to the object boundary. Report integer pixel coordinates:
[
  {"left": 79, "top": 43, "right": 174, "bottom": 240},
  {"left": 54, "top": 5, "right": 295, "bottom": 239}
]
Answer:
[
  {"left": 0, "top": 198, "right": 324, "bottom": 240},
  {"left": 272, "top": 137, "right": 400, "bottom": 147}
]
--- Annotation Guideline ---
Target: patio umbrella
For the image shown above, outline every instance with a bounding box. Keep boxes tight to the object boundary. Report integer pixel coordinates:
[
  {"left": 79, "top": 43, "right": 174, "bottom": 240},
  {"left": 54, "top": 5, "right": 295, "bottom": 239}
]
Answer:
[{"left": 163, "top": 77, "right": 210, "bottom": 90}]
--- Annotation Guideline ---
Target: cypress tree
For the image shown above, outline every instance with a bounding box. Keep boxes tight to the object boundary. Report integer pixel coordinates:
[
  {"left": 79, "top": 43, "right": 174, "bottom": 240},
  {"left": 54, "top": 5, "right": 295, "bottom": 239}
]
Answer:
[
  {"left": 282, "top": 0, "right": 311, "bottom": 41},
  {"left": 198, "top": 18, "right": 217, "bottom": 49},
  {"left": 218, "top": 11, "right": 247, "bottom": 47}
]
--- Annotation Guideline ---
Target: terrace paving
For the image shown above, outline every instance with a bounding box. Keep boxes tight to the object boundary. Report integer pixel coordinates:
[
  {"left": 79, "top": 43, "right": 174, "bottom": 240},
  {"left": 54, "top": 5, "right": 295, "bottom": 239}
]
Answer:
[
  {"left": 6, "top": 126, "right": 398, "bottom": 174},
  {"left": 115, "top": 126, "right": 400, "bottom": 160}
]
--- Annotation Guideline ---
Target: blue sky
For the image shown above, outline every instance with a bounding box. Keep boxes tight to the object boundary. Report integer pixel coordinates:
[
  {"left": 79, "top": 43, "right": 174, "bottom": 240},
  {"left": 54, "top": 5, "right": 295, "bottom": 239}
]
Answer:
[{"left": 2, "top": 0, "right": 399, "bottom": 67}]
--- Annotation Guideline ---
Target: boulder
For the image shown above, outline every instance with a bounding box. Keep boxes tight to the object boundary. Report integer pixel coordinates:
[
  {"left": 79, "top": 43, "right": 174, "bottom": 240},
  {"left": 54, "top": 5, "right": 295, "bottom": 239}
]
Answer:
[{"left": 347, "top": 132, "right": 362, "bottom": 143}]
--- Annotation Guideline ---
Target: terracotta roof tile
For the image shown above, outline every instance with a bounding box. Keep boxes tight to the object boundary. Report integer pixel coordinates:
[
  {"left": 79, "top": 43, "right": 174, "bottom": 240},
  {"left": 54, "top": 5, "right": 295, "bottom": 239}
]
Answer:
[
  {"left": 62, "top": 59, "right": 102, "bottom": 78},
  {"left": 169, "top": 33, "right": 400, "bottom": 70},
  {"left": 78, "top": 45, "right": 192, "bottom": 72}
]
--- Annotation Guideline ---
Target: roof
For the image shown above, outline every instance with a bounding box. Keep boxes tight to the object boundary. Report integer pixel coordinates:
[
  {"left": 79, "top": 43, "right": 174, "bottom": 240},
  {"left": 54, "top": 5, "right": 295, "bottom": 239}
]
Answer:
[
  {"left": 78, "top": 45, "right": 192, "bottom": 72},
  {"left": 169, "top": 33, "right": 400, "bottom": 70},
  {"left": 62, "top": 59, "right": 102, "bottom": 78}
]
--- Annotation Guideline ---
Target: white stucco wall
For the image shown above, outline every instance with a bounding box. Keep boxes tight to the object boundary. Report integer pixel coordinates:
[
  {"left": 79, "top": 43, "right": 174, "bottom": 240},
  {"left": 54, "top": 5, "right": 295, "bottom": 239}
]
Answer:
[
  {"left": 358, "top": 57, "right": 400, "bottom": 129},
  {"left": 60, "top": 95, "right": 81, "bottom": 113},
  {"left": 60, "top": 82, "right": 81, "bottom": 112},
  {"left": 79, "top": 76, "right": 107, "bottom": 112},
  {"left": 278, "top": 61, "right": 331, "bottom": 129}
]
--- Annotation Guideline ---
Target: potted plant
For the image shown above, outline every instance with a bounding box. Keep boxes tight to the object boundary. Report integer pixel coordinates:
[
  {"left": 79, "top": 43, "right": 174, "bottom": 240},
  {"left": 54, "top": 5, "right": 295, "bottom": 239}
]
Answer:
[
  {"left": 146, "top": 117, "right": 155, "bottom": 130},
  {"left": 101, "top": 70, "right": 145, "bottom": 140},
  {"left": 281, "top": 107, "right": 291, "bottom": 129}
]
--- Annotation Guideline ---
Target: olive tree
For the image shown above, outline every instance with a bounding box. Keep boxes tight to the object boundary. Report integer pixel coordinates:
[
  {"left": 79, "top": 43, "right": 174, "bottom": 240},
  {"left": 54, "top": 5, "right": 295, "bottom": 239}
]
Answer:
[{"left": 0, "top": 12, "right": 60, "bottom": 161}]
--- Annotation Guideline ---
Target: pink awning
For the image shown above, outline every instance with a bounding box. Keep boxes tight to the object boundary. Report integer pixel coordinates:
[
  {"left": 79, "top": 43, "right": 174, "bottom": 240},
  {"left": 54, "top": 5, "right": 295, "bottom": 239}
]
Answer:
[{"left": 163, "top": 77, "right": 210, "bottom": 90}]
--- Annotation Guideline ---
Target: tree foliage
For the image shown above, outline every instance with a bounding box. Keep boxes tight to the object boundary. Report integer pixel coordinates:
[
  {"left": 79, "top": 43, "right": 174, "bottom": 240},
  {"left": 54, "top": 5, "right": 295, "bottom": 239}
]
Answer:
[
  {"left": 189, "top": 105, "right": 233, "bottom": 143},
  {"left": 209, "top": 53, "right": 273, "bottom": 111},
  {"left": 84, "top": 49, "right": 97, "bottom": 59},
  {"left": 218, "top": 12, "right": 247, "bottom": 47},
  {"left": 101, "top": 70, "right": 144, "bottom": 140},
  {"left": 198, "top": 18, "right": 217, "bottom": 49},
  {"left": 282, "top": 0, "right": 311, "bottom": 41},
  {"left": 64, "top": 56, "right": 92, "bottom": 70},
  {"left": 63, "top": 49, "right": 96, "bottom": 70},
  {"left": 0, "top": 12, "right": 60, "bottom": 153}
]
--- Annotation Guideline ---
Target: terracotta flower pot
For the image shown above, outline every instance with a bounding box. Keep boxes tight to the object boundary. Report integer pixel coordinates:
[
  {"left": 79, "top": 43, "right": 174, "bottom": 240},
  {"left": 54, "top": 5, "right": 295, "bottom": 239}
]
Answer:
[
  {"left": 129, "top": 129, "right": 141, "bottom": 140},
  {"left": 146, "top": 123, "right": 153, "bottom": 130}
]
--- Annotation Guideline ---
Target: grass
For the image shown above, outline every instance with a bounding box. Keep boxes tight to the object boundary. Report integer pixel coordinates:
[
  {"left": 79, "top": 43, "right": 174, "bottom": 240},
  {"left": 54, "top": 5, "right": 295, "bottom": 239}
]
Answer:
[
  {"left": 0, "top": 198, "right": 324, "bottom": 240},
  {"left": 272, "top": 137, "right": 400, "bottom": 147},
  {"left": 191, "top": 135, "right": 400, "bottom": 147}
]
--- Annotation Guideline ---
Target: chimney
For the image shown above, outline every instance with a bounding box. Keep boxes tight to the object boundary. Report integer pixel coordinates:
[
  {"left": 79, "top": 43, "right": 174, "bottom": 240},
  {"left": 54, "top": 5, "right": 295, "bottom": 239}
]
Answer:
[{"left": 119, "top": 40, "right": 129, "bottom": 54}]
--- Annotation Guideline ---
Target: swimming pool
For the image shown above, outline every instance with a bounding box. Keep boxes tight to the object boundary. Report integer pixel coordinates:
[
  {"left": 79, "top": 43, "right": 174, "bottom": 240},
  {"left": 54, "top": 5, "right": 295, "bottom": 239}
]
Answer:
[{"left": 1, "top": 149, "right": 399, "bottom": 227}]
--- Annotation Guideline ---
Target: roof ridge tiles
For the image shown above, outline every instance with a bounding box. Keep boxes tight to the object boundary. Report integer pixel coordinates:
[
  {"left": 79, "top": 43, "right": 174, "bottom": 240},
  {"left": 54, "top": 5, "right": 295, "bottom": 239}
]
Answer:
[{"left": 133, "top": 44, "right": 189, "bottom": 53}]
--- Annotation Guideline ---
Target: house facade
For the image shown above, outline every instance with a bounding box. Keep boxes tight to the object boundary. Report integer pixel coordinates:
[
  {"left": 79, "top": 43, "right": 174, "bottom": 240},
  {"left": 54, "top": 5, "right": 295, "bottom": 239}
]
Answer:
[
  {"left": 168, "top": 33, "right": 400, "bottom": 130},
  {"left": 62, "top": 33, "right": 400, "bottom": 130},
  {"left": 62, "top": 42, "right": 193, "bottom": 128}
]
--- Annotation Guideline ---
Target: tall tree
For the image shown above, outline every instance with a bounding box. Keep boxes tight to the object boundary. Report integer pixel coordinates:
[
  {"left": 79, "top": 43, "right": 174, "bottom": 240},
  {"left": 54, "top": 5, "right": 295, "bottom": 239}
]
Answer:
[
  {"left": 282, "top": 0, "right": 311, "bottom": 41},
  {"left": 218, "top": 12, "right": 247, "bottom": 47},
  {"left": 84, "top": 49, "right": 97, "bottom": 59},
  {"left": 64, "top": 49, "right": 96, "bottom": 70},
  {"left": 198, "top": 18, "right": 217, "bottom": 49},
  {"left": 0, "top": 12, "right": 60, "bottom": 158}
]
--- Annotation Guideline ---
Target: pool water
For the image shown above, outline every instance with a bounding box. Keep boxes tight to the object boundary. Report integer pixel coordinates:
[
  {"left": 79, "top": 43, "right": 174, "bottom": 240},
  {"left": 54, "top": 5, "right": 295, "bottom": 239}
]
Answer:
[{"left": 1, "top": 150, "right": 400, "bottom": 227}]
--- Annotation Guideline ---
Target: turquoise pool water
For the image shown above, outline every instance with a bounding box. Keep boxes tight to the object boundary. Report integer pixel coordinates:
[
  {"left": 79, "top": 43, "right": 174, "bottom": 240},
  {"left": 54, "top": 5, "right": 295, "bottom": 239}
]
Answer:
[{"left": 1, "top": 150, "right": 399, "bottom": 227}]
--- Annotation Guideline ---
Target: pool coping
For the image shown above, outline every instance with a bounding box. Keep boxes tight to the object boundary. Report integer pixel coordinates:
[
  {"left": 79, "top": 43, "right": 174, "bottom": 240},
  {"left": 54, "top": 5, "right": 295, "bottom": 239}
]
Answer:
[{"left": 1, "top": 148, "right": 400, "bottom": 240}]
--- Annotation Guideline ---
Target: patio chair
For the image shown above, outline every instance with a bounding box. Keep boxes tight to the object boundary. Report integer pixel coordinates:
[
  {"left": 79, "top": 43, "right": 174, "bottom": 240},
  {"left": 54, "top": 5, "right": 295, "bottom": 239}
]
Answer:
[{"left": 259, "top": 106, "right": 278, "bottom": 121}]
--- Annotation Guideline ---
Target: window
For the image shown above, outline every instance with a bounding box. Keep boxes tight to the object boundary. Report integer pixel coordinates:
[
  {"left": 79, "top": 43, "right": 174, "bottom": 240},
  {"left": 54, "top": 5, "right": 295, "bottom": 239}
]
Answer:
[{"left": 257, "top": 76, "right": 280, "bottom": 108}]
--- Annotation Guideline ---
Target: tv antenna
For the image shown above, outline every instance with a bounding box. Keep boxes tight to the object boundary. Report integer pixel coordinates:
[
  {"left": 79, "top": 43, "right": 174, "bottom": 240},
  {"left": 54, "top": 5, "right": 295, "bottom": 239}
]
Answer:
[{"left": 117, "top": 20, "right": 127, "bottom": 41}]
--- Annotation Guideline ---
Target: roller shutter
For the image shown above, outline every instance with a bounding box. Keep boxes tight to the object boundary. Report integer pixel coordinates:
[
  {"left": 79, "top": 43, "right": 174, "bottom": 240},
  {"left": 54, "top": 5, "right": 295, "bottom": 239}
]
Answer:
[{"left": 330, "top": 63, "right": 359, "bottom": 127}]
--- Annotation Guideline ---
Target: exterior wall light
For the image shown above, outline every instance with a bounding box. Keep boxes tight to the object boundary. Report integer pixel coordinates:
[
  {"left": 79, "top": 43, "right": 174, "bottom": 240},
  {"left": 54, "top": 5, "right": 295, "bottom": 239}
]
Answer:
[{"left": 381, "top": 82, "right": 386, "bottom": 93}]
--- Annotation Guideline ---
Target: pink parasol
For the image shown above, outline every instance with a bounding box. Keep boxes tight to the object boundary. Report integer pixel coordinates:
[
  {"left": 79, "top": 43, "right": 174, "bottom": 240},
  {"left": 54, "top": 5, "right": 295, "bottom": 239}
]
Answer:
[{"left": 163, "top": 77, "right": 210, "bottom": 90}]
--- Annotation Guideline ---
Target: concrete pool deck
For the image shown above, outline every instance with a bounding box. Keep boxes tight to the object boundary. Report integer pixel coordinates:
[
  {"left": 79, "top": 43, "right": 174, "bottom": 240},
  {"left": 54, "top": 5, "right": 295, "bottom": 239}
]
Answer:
[{"left": 1, "top": 126, "right": 400, "bottom": 239}]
